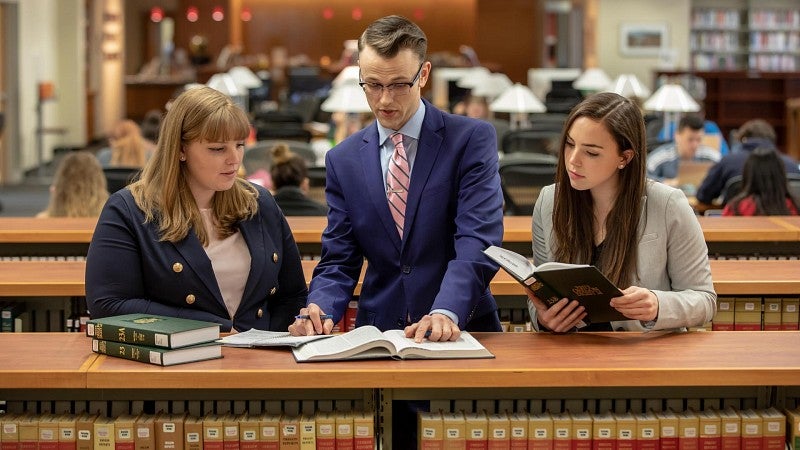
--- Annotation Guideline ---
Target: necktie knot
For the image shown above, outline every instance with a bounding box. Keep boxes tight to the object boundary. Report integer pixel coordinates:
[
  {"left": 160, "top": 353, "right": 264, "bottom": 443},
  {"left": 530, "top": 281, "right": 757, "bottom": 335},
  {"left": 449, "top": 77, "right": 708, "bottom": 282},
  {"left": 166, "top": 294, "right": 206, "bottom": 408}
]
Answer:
[{"left": 391, "top": 132, "right": 404, "bottom": 148}]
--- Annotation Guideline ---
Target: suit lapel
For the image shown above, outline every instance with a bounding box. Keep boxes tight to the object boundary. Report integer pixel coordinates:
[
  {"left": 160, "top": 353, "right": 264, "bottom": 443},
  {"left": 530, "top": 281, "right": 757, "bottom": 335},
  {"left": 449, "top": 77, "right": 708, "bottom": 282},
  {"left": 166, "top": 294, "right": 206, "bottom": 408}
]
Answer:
[
  {"left": 360, "top": 123, "right": 402, "bottom": 250},
  {"left": 173, "top": 232, "right": 225, "bottom": 308},
  {"left": 404, "top": 103, "right": 444, "bottom": 242},
  {"left": 238, "top": 216, "right": 266, "bottom": 304}
]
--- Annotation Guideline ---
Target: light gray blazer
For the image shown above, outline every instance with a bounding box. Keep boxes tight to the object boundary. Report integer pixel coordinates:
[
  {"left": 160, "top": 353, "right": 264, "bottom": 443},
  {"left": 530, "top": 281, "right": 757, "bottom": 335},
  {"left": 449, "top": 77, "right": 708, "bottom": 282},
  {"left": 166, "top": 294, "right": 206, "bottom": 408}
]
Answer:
[{"left": 529, "top": 181, "right": 717, "bottom": 331}]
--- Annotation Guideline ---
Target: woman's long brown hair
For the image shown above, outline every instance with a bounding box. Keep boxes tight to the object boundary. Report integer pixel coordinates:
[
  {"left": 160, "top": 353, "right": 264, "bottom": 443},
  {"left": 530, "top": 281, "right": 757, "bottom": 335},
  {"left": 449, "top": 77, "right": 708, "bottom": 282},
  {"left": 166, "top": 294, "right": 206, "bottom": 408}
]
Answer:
[{"left": 552, "top": 92, "right": 647, "bottom": 288}]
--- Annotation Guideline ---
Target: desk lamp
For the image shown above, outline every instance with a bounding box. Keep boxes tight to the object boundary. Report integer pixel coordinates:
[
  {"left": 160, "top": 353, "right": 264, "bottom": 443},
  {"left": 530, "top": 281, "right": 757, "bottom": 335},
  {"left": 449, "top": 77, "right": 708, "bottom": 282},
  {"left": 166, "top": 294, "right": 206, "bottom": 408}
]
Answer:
[
  {"left": 607, "top": 74, "right": 651, "bottom": 100},
  {"left": 206, "top": 73, "right": 246, "bottom": 110},
  {"left": 489, "top": 83, "right": 546, "bottom": 130},
  {"left": 643, "top": 83, "right": 700, "bottom": 140},
  {"left": 321, "top": 83, "right": 372, "bottom": 144},
  {"left": 572, "top": 68, "right": 612, "bottom": 96},
  {"left": 227, "top": 66, "right": 263, "bottom": 112}
]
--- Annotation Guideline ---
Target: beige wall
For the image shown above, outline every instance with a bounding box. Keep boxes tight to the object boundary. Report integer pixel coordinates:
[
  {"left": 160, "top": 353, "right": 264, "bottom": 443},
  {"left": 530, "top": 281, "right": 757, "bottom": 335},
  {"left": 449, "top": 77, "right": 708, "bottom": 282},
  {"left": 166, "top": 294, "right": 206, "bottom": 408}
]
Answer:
[{"left": 596, "top": 0, "right": 691, "bottom": 90}]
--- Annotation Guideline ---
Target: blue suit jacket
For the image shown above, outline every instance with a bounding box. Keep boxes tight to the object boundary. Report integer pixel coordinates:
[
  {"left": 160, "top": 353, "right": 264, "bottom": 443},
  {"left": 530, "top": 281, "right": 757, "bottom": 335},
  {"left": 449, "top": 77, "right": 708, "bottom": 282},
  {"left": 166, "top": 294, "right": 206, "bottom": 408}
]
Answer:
[
  {"left": 308, "top": 99, "right": 504, "bottom": 331},
  {"left": 85, "top": 184, "right": 307, "bottom": 332}
]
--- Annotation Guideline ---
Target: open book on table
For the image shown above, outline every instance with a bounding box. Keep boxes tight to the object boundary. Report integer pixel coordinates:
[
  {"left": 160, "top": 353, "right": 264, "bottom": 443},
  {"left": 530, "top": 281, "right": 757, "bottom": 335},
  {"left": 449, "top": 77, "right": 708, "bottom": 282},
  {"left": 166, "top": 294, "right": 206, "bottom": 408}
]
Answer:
[
  {"left": 483, "top": 245, "right": 627, "bottom": 325},
  {"left": 218, "top": 329, "right": 334, "bottom": 348},
  {"left": 291, "top": 325, "right": 494, "bottom": 362}
]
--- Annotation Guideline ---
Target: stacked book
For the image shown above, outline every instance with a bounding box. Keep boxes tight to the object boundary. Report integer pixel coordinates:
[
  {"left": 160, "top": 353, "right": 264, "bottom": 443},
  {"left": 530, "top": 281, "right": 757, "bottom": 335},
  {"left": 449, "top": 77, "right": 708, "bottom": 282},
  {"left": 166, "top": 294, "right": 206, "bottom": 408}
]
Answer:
[{"left": 86, "top": 313, "right": 222, "bottom": 366}]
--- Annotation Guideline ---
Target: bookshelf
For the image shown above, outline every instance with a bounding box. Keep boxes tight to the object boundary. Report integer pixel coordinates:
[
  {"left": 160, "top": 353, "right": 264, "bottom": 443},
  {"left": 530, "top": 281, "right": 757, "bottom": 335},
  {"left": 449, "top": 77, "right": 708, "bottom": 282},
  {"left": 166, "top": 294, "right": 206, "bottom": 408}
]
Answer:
[
  {"left": 1, "top": 332, "right": 799, "bottom": 448},
  {"left": 690, "top": 1, "right": 800, "bottom": 72}
]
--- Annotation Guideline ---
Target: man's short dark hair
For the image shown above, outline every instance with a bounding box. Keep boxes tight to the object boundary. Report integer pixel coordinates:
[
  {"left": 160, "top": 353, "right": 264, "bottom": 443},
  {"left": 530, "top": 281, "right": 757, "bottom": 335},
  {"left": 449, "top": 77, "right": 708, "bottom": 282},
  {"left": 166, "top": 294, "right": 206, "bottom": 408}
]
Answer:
[
  {"left": 678, "top": 115, "right": 704, "bottom": 132},
  {"left": 358, "top": 15, "right": 427, "bottom": 62}
]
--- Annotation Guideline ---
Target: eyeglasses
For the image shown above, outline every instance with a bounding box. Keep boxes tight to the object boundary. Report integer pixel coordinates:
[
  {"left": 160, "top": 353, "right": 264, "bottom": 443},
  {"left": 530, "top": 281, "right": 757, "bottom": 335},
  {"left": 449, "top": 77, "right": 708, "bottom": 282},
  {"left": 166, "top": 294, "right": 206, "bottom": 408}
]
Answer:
[{"left": 359, "top": 62, "right": 424, "bottom": 97}]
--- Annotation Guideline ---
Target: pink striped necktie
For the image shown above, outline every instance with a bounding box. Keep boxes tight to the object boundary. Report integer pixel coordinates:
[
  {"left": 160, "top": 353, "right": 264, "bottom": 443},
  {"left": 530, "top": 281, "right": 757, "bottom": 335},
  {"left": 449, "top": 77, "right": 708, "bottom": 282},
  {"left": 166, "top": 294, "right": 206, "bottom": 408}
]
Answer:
[{"left": 387, "top": 132, "right": 410, "bottom": 237}]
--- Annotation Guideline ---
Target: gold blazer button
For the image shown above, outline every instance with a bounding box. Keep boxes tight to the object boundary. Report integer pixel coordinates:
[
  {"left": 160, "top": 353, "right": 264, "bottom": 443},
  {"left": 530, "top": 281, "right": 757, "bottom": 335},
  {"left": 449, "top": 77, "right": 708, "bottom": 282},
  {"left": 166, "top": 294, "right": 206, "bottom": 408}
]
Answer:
[
  {"left": 272, "top": 252, "right": 278, "bottom": 263},
  {"left": 172, "top": 262, "right": 183, "bottom": 273},
  {"left": 269, "top": 287, "right": 277, "bottom": 296},
  {"left": 257, "top": 308, "right": 263, "bottom": 318},
  {"left": 185, "top": 294, "right": 196, "bottom": 304}
]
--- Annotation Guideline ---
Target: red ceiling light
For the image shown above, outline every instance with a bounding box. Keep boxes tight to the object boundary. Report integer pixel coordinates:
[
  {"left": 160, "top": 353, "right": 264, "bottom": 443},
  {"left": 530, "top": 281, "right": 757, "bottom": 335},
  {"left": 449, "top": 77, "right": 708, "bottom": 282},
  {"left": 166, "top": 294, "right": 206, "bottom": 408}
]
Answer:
[
  {"left": 186, "top": 6, "right": 199, "bottom": 22},
  {"left": 211, "top": 5, "right": 224, "bottom": 21},
  {"left": 240, "top": 7, "right": 252, "bottom": 22},
  {"left": 322, "top": 7, "right": 334, "bottom": 20},
  {"left": 351, "top": 7, "right": 362, "bottom": 21},
  {"left": 149, "top": 7, "right": 164, "bottom": 23}
]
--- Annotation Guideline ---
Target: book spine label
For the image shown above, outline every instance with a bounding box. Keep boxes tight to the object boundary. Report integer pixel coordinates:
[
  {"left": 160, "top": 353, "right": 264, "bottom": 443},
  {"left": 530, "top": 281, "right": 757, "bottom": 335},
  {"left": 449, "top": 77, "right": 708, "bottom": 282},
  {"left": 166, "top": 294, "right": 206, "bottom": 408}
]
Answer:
[
  {"left": 87, "top": 323, "right": 169, "bottom": 348},
  {"left": 92, "top": 340, "right": 162, "bottom": 366}
]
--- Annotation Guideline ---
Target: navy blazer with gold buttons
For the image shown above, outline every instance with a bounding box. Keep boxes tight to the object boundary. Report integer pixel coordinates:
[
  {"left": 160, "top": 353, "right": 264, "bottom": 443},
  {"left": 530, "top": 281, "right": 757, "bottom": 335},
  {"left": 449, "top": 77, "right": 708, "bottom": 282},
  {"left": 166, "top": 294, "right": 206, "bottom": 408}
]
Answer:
[{"left": 85, "top": 184, "right": 307, "bottom": 332}]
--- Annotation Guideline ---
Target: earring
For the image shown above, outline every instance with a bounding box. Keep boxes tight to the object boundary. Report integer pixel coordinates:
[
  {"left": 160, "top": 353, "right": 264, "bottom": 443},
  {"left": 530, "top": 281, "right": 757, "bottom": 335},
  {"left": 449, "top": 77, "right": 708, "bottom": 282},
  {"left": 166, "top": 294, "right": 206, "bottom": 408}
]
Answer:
[
  {"left": 619, "top": 164, "right": 625, "bottom": 169},
  {"left": 180, "top": 156, "right": 186, "bottom": 161}
]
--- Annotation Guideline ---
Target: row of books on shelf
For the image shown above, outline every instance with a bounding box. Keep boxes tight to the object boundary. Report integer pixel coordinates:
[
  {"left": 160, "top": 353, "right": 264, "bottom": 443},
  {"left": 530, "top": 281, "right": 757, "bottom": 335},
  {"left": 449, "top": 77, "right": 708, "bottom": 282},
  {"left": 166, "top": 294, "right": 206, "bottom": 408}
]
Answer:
[
  {"left": 495, "top": 295, "right": 800, "bottom": 334},
  {"left": 713, "top": 296, "right": 799, "bottom": 331},
  {"left": 0, "top": 410, "right": 375, "bottom": 450},
  {"left": 691, "top": 9, "right": 742, "bottom": 29},
  {"left": 749, "top": 10, "right": 800, "bottom": 30},
  {"left": 0, "top": 255, "right": 86, "bottom": 261},
  {"left": 418, "top": 406, "right": 800, "bottom": 450},
  {"left": 748, "top": 54, "right": 798, "bottom": 72},
  {"left": 0, "top": 299, "right": 89, "bottom": 333},
  {"left": 692, "top": 9, "right": 800, "bottom": 30}
]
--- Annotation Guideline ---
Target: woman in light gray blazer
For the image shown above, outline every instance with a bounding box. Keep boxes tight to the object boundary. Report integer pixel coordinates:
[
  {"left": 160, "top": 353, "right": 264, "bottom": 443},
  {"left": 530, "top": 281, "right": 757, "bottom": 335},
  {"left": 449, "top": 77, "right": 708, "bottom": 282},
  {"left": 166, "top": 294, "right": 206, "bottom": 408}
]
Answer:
[{"left": 527, "top": 93, "right": 716, "bottom": 333}]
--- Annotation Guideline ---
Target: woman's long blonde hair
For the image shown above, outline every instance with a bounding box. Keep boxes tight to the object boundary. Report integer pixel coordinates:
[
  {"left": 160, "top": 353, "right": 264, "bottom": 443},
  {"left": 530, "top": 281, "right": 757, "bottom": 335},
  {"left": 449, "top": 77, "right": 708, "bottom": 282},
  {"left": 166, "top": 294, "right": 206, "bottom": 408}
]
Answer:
[
  {"left": 109, "top": 120, "right": 148, "bottom": 168},
  {"left": 129, "top": 86, "right": 258, "bottom": 245},
  {"left": 42, "top": 151, "right": 108, "bottom": 217}
]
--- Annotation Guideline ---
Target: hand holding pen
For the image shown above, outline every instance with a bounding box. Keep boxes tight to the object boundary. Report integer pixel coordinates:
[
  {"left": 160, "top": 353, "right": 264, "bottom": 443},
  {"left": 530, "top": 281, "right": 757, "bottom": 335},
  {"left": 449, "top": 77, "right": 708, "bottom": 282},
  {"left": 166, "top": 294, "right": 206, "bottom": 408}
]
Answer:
[{"left": 288, "top": 303, "right": 335, "bottom": 336}]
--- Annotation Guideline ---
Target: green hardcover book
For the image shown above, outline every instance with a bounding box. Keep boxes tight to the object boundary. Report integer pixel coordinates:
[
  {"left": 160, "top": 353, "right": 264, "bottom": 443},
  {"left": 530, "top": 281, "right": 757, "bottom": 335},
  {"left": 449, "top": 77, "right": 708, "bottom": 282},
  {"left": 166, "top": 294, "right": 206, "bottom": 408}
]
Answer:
[
  {"left": 86, "top": 314, "right": 221, "bottom": 348},
  {"left": 92, "top": 339, "right": 223, "bottom": 366}
]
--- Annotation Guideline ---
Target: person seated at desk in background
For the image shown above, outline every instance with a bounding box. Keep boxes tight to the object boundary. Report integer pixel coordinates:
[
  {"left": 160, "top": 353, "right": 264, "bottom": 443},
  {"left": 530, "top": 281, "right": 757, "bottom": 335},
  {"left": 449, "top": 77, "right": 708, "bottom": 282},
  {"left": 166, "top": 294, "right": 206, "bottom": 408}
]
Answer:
[
  {"left": 646, "top": 114, "right": 720, "bottom": 187},
  {"left": 528, "top": 92, "right": 716, "bottom": 333},
  {"left": 269, "top": 142, "right": 328, "bottom": 216},
  {"left": 722, "top": 147, "right": 800, "bottom": 216},
  {"left": 37, "top": 151, "right": 108, "bottom": 218},
  {"left": 96, "top": 119, "right": 156, "bottom": 168},
  {"left": 289, "top": 15, "right": 504, "bottom": 341},
  {"left": 695, "top": 119, "right": 800, "bottom": 206},
  {"left": 86, "top": 86, "right": 307, "bottom": 332}
]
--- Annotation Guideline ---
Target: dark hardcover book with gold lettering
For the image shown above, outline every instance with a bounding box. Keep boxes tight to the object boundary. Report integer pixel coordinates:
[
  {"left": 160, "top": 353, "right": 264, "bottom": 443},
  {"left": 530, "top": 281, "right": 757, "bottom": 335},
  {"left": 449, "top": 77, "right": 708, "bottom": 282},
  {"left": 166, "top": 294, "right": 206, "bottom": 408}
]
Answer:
[
  {"left": 484, "top": 245, "right": 626, "bottom": 325},
  {"left": 91, "top": 339, "right": 222, "bottom": 366},
  {"left": 86, "top": 314, "right": 220, "bottom": 348}
]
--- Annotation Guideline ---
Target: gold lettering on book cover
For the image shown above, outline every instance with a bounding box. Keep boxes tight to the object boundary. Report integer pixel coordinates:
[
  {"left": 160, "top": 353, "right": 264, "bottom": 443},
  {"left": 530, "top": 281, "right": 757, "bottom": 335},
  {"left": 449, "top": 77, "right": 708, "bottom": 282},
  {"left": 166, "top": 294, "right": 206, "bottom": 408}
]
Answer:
[
  {"left": 133, "top": 317, "right": 161, "bottom": 324},
  {"left": 572, "top": 285, "right": 603, "bottom": 296},
  {"left": 118, "top": 328, "right": 126, "bottom": 342},
  {"left": 132, "top": 330, "right": 145, "bottom": 342},
  {"left": 118, "top": 346, "right": 126, "bottom": 356},
  {"left": 95, "top": 324, "right": 104, "bottom": 339},
  {"left": 98, "top": 340, "right": 107, "bottom": 352},
  {"left": 131, "top": 348, "right": 141, "bottom": 359}
]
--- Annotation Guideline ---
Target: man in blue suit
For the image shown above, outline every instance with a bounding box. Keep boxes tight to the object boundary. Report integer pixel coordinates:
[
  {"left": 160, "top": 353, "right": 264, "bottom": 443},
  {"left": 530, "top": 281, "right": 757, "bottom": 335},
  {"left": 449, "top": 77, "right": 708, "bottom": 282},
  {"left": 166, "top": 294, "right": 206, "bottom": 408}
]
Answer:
[{"left": 289, "top": 15, "right": 504, "bottom": 342}]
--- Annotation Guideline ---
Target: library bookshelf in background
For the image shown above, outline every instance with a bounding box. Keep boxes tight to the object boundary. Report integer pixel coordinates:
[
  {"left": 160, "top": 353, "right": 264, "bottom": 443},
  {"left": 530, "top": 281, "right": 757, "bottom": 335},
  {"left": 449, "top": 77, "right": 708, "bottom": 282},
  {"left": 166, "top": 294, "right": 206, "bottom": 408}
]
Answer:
[{"left": 690, "top": 2, "right": 799, "bottom": 72}]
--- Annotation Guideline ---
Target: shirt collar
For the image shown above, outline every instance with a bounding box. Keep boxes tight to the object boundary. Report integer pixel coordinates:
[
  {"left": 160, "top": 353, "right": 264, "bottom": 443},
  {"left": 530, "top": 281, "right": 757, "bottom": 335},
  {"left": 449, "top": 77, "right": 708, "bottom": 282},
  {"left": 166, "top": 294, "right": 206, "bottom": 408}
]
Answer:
[{"left": 377, "top": 101, "right": 426, "bottom": 146}]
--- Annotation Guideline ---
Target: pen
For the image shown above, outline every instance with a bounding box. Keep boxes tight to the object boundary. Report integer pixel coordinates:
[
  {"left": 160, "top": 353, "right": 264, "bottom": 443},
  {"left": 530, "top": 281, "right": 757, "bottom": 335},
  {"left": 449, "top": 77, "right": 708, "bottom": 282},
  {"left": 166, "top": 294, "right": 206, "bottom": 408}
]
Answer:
[{"left": 294, "top": 314, "right": 334, "bottom": 320}]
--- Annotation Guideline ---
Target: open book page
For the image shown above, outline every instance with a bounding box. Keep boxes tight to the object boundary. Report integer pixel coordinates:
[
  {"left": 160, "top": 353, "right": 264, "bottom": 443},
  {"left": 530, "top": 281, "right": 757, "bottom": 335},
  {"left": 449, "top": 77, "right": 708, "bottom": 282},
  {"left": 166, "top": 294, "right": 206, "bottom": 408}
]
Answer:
[
  {"left": 483, "top": 245, "right": 536, "bottom": 284},
  {"left": 292, "top": 325, "right": 395, "bottom": 361},
  {"left": 382, "top": 330, "right": 494, "bottom": 359},
  {"left": 219, "top": 329, "right": 334, "bottom": 348}
]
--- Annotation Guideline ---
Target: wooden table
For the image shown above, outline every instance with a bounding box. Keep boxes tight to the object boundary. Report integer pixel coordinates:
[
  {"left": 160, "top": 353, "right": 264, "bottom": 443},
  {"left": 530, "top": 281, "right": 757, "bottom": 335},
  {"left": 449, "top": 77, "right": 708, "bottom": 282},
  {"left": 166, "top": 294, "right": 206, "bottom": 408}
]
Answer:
[
  {"left": 0, "top": 331, "right": 796, "bottom": 390},
  {"left": 2, "top": 331, "right": 799, "bottom": 447},
  {"left": 3, "top": 259, "right": 800, "bottom": 298}
]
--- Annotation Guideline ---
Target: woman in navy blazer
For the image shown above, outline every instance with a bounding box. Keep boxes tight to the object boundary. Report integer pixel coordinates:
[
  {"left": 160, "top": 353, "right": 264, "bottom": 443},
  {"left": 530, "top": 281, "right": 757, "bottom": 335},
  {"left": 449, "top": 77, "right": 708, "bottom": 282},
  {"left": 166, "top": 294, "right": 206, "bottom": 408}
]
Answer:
[{"left": 86, "top": 87, "right": 307, "bottom": 332}]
